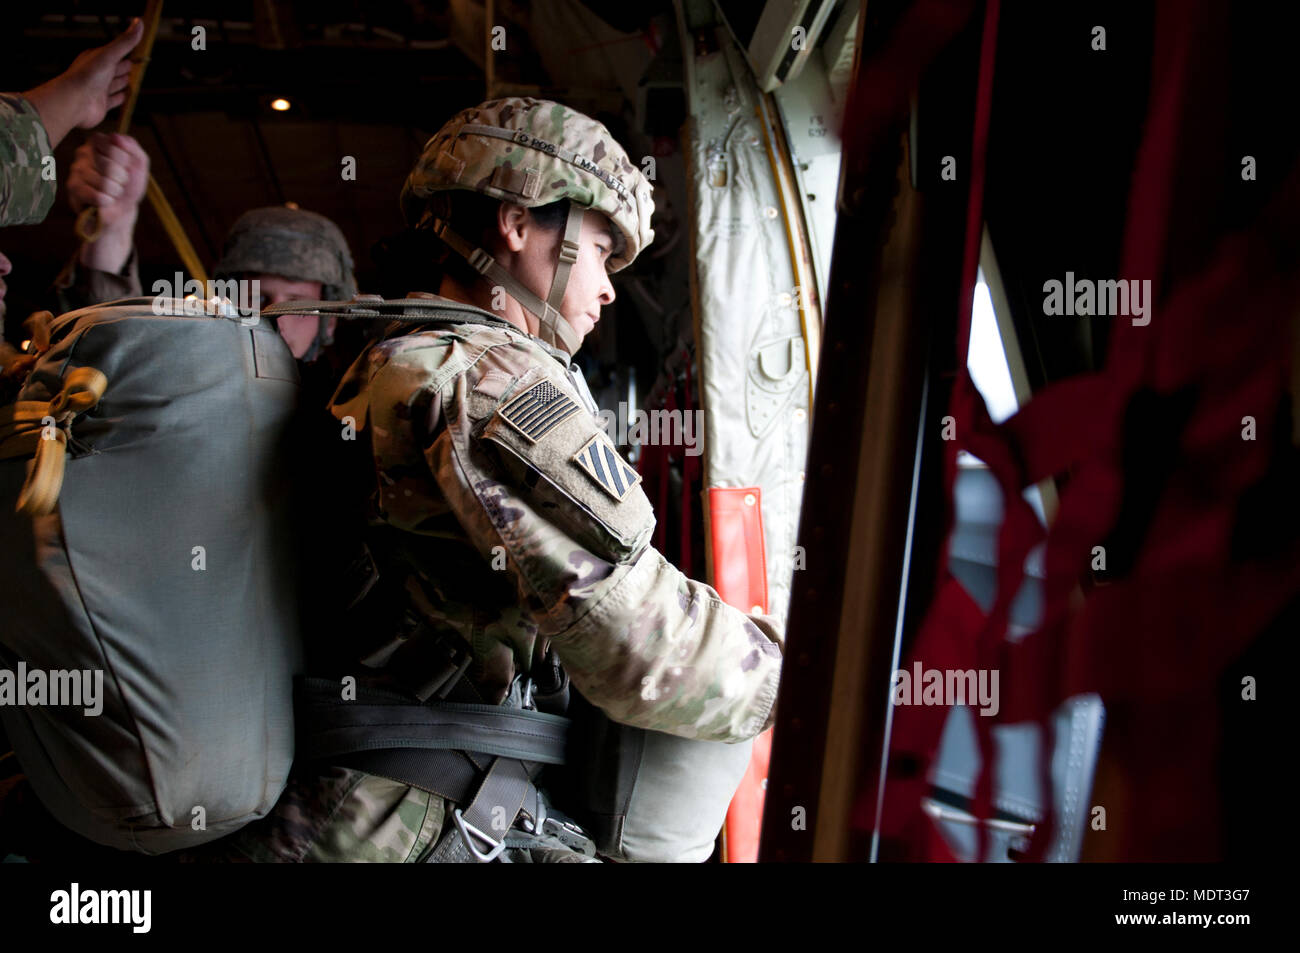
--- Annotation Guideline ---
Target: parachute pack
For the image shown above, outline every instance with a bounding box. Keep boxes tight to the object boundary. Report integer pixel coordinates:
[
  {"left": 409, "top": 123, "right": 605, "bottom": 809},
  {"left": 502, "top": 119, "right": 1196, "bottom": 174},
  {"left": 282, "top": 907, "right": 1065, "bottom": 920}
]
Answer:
[
  {"left": 0, "top": 295, "right": 754, "bottom": 861},
  {"left": 0, "top": 297, "right": 303, "bottom": 853}
]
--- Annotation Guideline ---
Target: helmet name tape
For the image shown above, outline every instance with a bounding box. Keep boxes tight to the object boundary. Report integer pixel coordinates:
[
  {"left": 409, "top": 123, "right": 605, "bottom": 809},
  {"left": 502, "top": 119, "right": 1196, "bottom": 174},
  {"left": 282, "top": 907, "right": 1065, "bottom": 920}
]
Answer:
[
  {"left": 461, "top": 123, "right": 630, "bottom": 202},
  {"left": 513, "top": 130, "right": 558, "bottom": 155}
]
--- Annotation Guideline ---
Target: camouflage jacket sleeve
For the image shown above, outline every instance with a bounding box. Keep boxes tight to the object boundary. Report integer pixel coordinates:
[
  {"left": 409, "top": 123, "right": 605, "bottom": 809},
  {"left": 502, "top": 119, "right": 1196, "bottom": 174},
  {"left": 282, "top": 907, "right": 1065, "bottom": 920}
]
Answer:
[
  {"left": 0, "top": 94, "right": 54, "bottom": 228},
  {"left": 336, "top": 325, "right": 783, "bottom": 744},
  {"left": 53, "top": 246, "right": 143, "bottom": 313}
]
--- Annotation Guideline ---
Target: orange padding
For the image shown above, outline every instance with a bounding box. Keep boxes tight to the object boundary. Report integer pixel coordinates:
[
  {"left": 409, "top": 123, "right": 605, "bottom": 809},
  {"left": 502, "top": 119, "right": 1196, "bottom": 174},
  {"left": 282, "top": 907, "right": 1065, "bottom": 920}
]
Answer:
[
  {"left": 707, "top": 487, "right": 768, "bottom": 615},
  {"left": 708, "top": 486, "right": 770, "bottom": 863},
  {"left": 724, "top": 728, "right": 772, "bottom": 864}
]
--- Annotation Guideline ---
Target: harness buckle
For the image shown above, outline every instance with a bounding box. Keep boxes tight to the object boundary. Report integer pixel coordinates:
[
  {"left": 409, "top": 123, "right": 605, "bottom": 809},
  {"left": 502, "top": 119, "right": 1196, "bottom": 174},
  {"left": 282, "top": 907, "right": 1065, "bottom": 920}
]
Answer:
[
  {"left": 557, "top": 239, "right": 580, "bottom": 265},
  {"left": 452, "top": 808, "right": 507, "bottom": 863},
  {"left": 541, "top": 816, "right": 596, "bottom": 857}
]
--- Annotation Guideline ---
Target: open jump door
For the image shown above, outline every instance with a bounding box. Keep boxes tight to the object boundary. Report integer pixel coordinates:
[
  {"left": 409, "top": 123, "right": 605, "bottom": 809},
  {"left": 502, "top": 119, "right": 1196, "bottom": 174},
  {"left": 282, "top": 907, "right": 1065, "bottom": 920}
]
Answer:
[{"left": 675, "top": 0, "right": 840, "bottom": 862}]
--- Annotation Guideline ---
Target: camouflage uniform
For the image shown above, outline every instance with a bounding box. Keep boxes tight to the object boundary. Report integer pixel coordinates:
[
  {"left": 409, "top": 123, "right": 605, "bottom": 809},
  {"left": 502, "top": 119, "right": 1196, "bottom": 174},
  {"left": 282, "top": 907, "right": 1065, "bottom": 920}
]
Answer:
[
  {"left": 226, "top": 100, "right": 783, "bottom": 863},
  {"left": 53, "top": 249, "right": 142, "bottom": 315},
  {"left": 0, "top": 94, "right": 54, "bottom": 228},
  {"left": 330, "top": 308, "right": 784, "bottom": 736},
  {"left": 214, "top": 306, "right": 783, "bottom": 863}
]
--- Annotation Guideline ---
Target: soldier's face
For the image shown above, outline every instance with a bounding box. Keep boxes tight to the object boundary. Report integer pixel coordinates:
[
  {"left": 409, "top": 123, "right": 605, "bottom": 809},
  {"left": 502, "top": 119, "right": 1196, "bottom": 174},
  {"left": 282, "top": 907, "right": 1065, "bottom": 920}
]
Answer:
[
  {"left": 254, "top": 273, "right": 327, "bottom": 359},
  {"left": 508, "top": 208, "right": 616, "bottom": 344}
]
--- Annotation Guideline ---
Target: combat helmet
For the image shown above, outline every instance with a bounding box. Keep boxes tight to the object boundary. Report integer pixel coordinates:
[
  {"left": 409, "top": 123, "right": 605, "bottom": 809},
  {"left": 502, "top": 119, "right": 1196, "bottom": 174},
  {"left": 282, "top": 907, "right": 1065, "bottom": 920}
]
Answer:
[
  {"left": 400, "top": 97, "right": 655, "bottom": 355},
  {"left": 214, "top": 205, "right": 357, "bottom": 361}
]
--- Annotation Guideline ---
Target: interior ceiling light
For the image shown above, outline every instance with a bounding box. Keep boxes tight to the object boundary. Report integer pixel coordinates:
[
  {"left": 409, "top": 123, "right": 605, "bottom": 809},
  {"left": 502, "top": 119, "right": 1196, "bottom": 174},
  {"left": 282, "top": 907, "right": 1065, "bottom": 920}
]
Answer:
[{"left": 270, "top": 98, "right": 291, "bottom": 111}]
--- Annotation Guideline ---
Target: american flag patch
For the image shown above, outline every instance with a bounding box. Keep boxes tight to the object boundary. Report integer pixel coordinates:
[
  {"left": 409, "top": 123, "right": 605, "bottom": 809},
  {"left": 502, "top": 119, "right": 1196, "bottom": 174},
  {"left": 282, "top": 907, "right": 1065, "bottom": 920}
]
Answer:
[
  {"left": 497, "top": 379, "right": 582, "bottom": 444},
  {"left": 572, "top": 432, "right": 642, "bottom": 503}
]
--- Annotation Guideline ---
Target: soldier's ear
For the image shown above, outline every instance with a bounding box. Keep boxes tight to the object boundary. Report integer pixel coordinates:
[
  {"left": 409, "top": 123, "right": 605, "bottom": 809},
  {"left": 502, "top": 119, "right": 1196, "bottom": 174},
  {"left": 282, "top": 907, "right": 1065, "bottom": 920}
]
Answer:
[{"left": 497, "top": 202, "right": 530, "bottom": 254}]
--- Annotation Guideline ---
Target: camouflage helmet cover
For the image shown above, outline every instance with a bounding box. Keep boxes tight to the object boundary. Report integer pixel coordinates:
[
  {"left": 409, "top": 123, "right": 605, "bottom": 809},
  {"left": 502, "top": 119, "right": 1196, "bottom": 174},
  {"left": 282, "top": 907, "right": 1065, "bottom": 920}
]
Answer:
[
  {"left": 214, "top": 205, "right": 357, "bottom": 301},
  {"left": 400, "top": 98, "right": 655, "bottom": 271}
]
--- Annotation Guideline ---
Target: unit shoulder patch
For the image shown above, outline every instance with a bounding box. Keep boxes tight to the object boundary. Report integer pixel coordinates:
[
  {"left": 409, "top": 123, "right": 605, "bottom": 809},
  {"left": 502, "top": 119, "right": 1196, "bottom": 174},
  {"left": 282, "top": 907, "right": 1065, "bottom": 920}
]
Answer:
[
  {"left": 478, "top": 378, "right": 655, "bottom": 560},
  {"left": 572, "top": 431, "right": 642, "bottom": 503}
]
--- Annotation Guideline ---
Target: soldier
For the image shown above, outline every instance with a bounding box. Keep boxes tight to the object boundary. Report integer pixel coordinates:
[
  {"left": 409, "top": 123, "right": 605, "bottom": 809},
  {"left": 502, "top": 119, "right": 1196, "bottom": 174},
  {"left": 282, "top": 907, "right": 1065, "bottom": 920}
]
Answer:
[
  {"left": 0, "top": 18, "right": 148, "bottom": 850},
  {"left": 0, "top": 94, "right": 56, "bottom": 239},
  {"left": 53, "top": 130, "right": 149, "bottom": 312},
  {"left": 220, "top": 98, "right": 784, "bottom": 863},
  {"left": 56, "top": 176, "right": 358, "bottom": 373},
  {"left": 211, "top": 206, "right": 356, "bottom": 364},
  {"left": 0, "top": 19, "right": 143, "bottom": 335},
  {"left": 0, "top": 19, "right": 142, "bottom": 230}
]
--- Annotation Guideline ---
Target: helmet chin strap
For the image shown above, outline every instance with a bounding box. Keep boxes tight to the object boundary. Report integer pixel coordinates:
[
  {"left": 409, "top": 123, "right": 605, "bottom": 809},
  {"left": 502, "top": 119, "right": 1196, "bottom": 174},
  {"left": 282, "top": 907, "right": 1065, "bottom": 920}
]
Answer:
[{"left": 430, "top": 205, "right": 587, "bottom": 356}]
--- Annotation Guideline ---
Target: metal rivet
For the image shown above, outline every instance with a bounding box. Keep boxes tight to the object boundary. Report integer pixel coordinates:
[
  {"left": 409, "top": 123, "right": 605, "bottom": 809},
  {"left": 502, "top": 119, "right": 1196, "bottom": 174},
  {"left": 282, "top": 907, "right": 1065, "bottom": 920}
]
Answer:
[
  {"left": 744, "top": 493, "right": 756, "bottom": 506},
  {"left": 751, "top": 604, "right": 764, "bottom": 614}
]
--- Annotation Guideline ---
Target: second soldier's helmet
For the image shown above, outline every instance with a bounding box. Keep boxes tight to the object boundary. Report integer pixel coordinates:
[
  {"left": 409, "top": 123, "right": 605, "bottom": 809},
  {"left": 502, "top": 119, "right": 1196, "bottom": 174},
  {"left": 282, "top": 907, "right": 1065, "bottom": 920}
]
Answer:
[
  {"left": 400, "top": 97, "right": 655, "bottom": 354},
  {"left": 214, "top": 205, "right": 357, "bottom": 302},
  {"left": 214, "top": 205, "right": 357, "bottom": 362}
]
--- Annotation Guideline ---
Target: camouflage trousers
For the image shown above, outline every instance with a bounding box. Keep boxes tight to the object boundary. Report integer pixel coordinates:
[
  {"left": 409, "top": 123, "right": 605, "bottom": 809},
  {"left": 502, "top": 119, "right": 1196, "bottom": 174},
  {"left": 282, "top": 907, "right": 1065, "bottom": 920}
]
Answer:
[{"left": 189, "top": 765, "right": 598, "bottom": 864}]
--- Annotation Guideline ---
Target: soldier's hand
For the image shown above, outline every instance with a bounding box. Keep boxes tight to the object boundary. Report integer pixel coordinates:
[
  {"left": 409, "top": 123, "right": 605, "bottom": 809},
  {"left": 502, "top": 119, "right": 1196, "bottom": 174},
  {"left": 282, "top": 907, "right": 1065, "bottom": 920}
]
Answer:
[
  {"left": 21, "top": 19, "right": 142, "bottom": 149},
  {"left": 68, "top": 133, "right": 149, "bottom": 228},
  {"left": 56, "top": 19, "right": 142, "bottom": 131}
]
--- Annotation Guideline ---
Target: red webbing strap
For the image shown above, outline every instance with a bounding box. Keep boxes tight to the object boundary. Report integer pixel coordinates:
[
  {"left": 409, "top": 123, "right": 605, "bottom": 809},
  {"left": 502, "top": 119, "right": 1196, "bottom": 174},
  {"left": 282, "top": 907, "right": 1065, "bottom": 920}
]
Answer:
[
  {"left": 867, "top": 577, "right": 979, "bottom": 860},
  {"left": 886, "top": 0, "right": 1300, "bottom": 862},
  {"left": 864, "top": 0, "right": 1006, "bottom": 863},
  {"left": 634, "top": 354, "right": 702, "bottom": 576},
  {"left": 658, "top": 384, "right": 678, "bottom": 554},
  {"left": 637, "top": 391, "right": 671, "bottom": 554},
  {"left": 1014, "top": 0, "right": 1209, "bottom": 862},
  {"left": 948, "top": 0, "right": 1006, "bottom": 865},
  {"left": 680, "top": 351, "right": 700, "bottom": 577}
]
